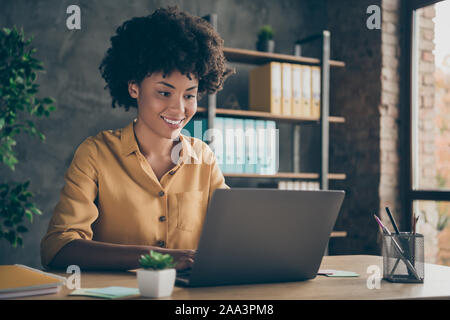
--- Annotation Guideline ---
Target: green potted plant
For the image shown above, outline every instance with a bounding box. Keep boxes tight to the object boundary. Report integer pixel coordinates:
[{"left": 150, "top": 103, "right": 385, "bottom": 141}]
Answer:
[
  {"left": 137, "top": 250, "right": 177, "bottom": 298},
  {"left": 256, "top": 25, "right": 275, "bottom": 53},
  {"left": 0, "top": 26, "right": 56, "bottom": 247}
]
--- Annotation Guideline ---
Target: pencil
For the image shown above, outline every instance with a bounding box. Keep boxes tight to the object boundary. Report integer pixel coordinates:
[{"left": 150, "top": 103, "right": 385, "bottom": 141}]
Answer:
[{"left": 414, "top": 215, "right": 419, "bottom": 235}]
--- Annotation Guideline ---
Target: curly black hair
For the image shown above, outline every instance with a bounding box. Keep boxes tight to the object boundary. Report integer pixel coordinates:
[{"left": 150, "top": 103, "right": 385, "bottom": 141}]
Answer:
[{"left": 99, "top": 5, "right": 235, "bottom": 111}]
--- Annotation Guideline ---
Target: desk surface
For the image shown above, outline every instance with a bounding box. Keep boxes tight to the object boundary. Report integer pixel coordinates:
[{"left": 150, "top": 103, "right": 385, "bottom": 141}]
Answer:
[{"left": 20, "top": 255, "right": 450, "bottom": 300}]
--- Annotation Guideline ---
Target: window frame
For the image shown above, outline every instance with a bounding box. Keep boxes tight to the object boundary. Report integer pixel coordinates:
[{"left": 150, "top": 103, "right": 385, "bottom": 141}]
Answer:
[{"left": 402, "top": 0, "right": 450, "bottom": 231}]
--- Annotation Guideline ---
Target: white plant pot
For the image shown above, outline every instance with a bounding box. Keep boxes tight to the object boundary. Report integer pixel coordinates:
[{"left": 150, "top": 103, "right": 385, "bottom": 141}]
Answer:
[{"left": 136, "top": 268, "right": 176, "bottom": 298}]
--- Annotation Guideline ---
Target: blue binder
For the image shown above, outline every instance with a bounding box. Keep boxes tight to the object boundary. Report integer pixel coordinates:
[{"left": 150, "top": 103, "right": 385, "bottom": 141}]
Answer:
[
  {"left": 244, "top": 119, "right": 257, "bottom": 174},
  {"left": 211, "top": 117, "right": 225, "bottom": 172},
  {"left": 224, "top": 117, "right": 235, "bottom": 173},
  {"left": 182, "top": 117, "right": 204, "bottom": 141},
  {"left": 255, "top": 119, "right": 266, "bottom": 174},
  {"left": 234, "top": 118, "right": 245, "bottom": 174},
  {"left": 181, "top": 119, "right": 194, "bottom": 138},
  {"left": 265, "top": 120, "right": 278, "bottom": 174}
]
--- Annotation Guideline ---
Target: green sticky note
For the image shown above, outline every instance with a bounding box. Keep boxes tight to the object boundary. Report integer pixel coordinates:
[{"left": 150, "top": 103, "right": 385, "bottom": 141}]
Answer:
[
  {"left": 69, "top": 288, "right": 116, "bottom": 299},
  {"left": 318, "top": 269, "right": 360, "bottom": 277},
  {"left": 327, "top": 270, "right": 360, "bottom": 277},
  {"left": 86, "top": 286, "right": 140, "bottom": 297},
  {"left": 69, "top": 287, "right": 140, "bottom": 299}
]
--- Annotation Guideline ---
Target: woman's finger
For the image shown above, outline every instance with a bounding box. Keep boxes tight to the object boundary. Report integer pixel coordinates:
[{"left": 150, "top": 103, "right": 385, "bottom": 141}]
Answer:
[{"left": 178, "top": 257, "right": 194, "bottom": 270}]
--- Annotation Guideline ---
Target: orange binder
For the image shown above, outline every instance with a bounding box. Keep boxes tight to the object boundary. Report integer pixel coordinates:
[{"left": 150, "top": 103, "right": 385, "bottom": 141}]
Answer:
[
  {"left": 301, "top": 65, "right": 312, "bottom": 118},
  {"left": 281, "top": 63, "right": 292, "bottom": 116},
  {"left": 291, "top": 64, "right": 302, "bottom": 117},
  {"left": 249, "top": 62, "right": 282, "bottom": 115},
  {"left": 311, "top": 66, "right": 321, "bottom": 119}
]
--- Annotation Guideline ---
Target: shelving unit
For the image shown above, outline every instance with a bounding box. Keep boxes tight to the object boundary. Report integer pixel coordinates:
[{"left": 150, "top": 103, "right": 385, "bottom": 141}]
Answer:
[
  {"left": 222, "top": 47, "right": 346, "bottom": 67},
  {"left": 201, "top": 14, "right": 345, "bottom": 187},
  {"left": 200, "top": 14, "right": 347, "bottom": 240},
  {"left": 196, "top": 107, "right": 346, "bottom": 124},
  {"left": 223, "top": 172, "right": 346, "bottom": 180}
]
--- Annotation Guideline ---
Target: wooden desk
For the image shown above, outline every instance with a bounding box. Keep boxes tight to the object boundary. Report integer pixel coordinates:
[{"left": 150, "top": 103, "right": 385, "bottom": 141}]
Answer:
[{"left": 20, "top": 255, "right": 450, "bottom": 300}]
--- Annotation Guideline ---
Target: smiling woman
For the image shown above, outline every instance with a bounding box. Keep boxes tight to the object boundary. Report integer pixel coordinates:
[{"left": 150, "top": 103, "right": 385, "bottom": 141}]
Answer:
[
  {"left": 40, "top": 5, "right": 234, "bottom": 272},
  {"left": 128, "top": 71, "right": 199, "bottom": 169}
]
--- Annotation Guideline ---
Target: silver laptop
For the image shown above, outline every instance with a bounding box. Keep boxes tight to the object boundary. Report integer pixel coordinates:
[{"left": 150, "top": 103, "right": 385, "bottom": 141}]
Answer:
[{"left": 176, "top": 188, "right": 345, "bottom": 287}]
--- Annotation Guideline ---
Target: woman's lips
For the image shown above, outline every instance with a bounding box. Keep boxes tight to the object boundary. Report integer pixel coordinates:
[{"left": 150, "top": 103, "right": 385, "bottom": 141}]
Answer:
[{"left": 161, "top": 116, "right": 184, "bottom": 128}]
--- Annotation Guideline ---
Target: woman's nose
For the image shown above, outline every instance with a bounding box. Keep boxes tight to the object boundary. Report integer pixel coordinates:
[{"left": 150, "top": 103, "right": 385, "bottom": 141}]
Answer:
[{"left": 169, "top": 96, "right": 186, "bottom": 113}]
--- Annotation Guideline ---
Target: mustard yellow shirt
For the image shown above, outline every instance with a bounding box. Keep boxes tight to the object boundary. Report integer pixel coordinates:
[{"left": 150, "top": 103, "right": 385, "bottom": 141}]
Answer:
[{"left": 40, "top": 119, "right": 229, "bottom": 268}]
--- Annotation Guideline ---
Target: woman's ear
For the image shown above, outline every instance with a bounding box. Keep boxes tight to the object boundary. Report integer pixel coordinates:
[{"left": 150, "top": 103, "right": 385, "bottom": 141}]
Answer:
[{"left": 128, "top": 81, "right": 139, "bottom": 99}]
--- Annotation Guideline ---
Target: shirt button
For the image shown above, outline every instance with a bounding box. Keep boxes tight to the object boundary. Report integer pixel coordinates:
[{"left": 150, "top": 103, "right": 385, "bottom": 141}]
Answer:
[
  {"left": 157, "top": 240, "right": 166, "bottom": 248},
  {"left": 159, "top": 216, "right": 166, "bottom": 222},
  {"left": 158, "top": 191, "right": 165, "bottom": 197}
]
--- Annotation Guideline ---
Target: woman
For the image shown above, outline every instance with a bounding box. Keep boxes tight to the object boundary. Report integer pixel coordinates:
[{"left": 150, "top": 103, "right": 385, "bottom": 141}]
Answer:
[{"left": 40, "top": 6, "right": 234, "bottom": 271}]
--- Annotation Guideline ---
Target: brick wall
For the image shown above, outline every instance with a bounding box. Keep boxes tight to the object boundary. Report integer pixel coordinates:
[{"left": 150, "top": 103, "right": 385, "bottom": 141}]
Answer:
[{"left": 379, "top": 0, "right": 402, "bottom": 233}]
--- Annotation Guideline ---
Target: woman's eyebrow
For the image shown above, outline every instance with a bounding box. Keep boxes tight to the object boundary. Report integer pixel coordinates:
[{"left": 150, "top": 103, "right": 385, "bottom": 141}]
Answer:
[{"left": 157, "top": 81, "right": 197, "bottom": 91}]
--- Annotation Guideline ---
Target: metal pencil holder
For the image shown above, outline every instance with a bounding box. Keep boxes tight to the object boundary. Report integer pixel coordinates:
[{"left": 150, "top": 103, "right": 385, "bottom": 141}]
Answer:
[{"left": 382, "top": 232, "right": 424, "bottom": 283}]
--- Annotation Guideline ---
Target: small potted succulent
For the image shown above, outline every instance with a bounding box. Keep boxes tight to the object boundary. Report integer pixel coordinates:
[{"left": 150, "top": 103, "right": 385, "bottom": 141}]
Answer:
[
  {"left": 137, "top": 250, "right": 177, "bottom": 298},
  {"left": 256, "top": 25, "right": 275, "bottom": 53}
]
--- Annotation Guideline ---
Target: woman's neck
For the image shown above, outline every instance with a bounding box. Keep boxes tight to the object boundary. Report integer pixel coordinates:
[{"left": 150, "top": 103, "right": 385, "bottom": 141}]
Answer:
[{"left": 133, "top": 118, "right": 176, "bottom": 160}]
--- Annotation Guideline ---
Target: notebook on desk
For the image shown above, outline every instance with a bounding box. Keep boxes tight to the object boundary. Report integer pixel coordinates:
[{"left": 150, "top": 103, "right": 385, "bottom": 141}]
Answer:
[
  {"left": 176, "top": 188, "right": 345, "bottom": 287},
  {"left": 0, "top": 264, "right": 66, "bottom": 299}
]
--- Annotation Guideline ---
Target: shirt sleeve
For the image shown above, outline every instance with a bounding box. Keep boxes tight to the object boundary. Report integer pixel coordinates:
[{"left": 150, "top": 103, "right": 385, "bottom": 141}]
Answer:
[{"left": 40, "top": 137, "right": 99, "bottom": 269}]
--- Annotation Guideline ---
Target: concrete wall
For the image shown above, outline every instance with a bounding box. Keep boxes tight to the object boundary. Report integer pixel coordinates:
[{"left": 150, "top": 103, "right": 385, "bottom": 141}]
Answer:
[
  {"left": 325, "top": 0, "right": 407, "bottom": 255},
  {"left": 1, "top": 0, "right": 414, "bottom": 267},
  {"left": 0, "top": 0, "right": 328, "bottom": 268}
]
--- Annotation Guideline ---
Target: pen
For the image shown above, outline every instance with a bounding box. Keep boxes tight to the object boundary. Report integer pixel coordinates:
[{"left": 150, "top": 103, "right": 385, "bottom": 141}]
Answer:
[
  {"left": 385, "top": 207, "right": 400, "bottom": 235},
  {"left": 374, "top": 215, "right": 403, "bottom": 254}
]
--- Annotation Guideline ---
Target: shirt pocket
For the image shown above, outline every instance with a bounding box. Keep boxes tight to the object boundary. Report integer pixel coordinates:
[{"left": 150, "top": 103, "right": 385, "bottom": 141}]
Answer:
[{"left": 176, "top": 190, "right": 206, "bottom": 232}]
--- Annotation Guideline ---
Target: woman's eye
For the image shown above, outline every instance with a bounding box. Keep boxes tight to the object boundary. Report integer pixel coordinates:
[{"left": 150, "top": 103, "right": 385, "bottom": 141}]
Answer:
[
  {"left": 158, "top": 91, "right": 170, "bottom": 97},
  {"left": 158, "top": 92, "right": 195, "bottom": 99}
]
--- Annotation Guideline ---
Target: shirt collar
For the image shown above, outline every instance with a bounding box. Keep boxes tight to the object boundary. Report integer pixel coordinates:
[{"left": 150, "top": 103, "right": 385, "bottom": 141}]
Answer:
[
  {"left": 121, "top": 118, "right": 139, "bottom": 156},
  {"left": 121, "top": 118, "right": 200, "bottom": 164}
]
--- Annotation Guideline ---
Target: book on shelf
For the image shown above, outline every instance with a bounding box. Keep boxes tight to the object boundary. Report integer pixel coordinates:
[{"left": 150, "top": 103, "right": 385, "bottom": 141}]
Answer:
[
  {"left": 182, "top": 117, "right": 207, "bottom": 141},
  {"left": 278, "top": 180, "right": 320, "bottom": 190},
  {"left": 311, "top": 66, "right": 321, "bottom": 119},
  {"left": 291, "top": 64, "right": 302, "bottom": 117},
  {"left": 244, "top": 119, "right": 257, "bottom": 174},
  {"left": 248, "top": 62, "right": 320, "bottom": 120},
  {"left": 301, "top": 65, "right": 312, "bottom": 118},
  {"left": 249, "top": 62, "right": 282, "bottom": 115},
  {"left": 265, "top": 120, "right": 278, "bottom": 175},
  {"left": 255, "top": 119, "right": 266, "bottom": 174},
  {"left": 184, "top": 116, "right": 279, "bottom": 176},
  {"left": 281, "top": 63, "right": 292, "bottom": 116},
  {"left": 234, "top": 118, "right": 245, "bottom": 174},
  {"left": 224, "top": 117, "right": 235, "bottom": 173},
  {"left": 210, "top": 117, "right": 225, "bottom": 173}
]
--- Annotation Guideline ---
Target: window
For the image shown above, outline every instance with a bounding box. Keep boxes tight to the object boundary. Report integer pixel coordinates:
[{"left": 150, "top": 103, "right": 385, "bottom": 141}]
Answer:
[
  {"left": 413, "top": 201, "right": 450, "bottom": 265},
  {"left": 407, "top": 0, "right": 450, "bottom": 265}
]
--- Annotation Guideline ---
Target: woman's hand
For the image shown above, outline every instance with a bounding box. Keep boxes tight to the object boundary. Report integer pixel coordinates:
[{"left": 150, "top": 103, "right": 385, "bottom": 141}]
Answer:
[{"left": 156, "top": 248, "right": 196, "bottom": 271}]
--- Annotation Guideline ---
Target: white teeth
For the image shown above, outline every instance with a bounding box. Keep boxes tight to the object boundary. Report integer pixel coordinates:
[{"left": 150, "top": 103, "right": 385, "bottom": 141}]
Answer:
[{"left": 162, "top": 117, "right": 183, "bottom": 125}]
